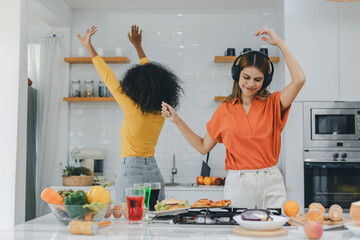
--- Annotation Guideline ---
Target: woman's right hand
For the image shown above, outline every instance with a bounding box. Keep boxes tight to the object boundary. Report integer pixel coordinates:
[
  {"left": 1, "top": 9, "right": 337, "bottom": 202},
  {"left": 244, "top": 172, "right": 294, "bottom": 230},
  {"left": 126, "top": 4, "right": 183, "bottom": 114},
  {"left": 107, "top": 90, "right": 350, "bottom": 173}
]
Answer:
[
  {"left": 128, "top": 25, "right": 142, "bottom": 48},
  {"left": 77, "top": 25, "right": 97, "bottom": 48},
  {"left": 161, "top": 101, "right": 178, "bottom": 123}
]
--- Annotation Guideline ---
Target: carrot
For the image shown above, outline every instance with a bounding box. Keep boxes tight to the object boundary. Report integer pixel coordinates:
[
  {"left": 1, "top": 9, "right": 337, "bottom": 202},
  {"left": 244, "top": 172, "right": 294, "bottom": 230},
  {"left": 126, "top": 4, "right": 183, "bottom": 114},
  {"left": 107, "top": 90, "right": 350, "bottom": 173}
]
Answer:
[
  {"left": 85, "top": 211, "right": 93, "bottom": 221},
  {"left": 41, "top": 188, "right": 63, "bottom": 205},
  {"left": 98, "top": 221, "right": 111, "bottom": 228}
]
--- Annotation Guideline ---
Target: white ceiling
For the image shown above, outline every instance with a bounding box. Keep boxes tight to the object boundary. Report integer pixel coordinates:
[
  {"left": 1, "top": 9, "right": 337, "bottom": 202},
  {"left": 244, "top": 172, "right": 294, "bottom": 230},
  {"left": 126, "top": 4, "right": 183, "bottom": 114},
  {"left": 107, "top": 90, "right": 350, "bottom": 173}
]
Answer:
[{"left": 64, "top": 0, "right": 281, "bottom": 10}]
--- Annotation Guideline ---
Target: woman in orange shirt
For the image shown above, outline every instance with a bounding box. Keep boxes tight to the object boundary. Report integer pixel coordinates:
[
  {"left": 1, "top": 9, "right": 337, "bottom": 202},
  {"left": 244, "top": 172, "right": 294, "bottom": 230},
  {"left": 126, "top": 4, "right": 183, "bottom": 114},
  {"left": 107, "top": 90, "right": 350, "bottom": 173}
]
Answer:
[{"left": 162, "top": 28, "right": 305, "bottom": 208}]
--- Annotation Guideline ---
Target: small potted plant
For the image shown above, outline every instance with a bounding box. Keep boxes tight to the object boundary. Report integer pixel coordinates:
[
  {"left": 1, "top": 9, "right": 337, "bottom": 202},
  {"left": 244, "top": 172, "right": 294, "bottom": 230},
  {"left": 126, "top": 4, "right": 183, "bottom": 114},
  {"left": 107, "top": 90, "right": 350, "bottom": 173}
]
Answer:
[{"left": 62, "top": 165, "right": 94, "bottom": 186}]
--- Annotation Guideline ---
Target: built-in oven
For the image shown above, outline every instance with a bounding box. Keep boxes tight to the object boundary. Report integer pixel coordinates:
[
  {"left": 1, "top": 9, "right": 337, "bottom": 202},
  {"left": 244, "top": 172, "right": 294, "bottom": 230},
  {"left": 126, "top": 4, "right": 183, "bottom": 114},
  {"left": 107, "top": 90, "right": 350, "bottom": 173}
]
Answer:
[
  {"left": 304, "top": 102, "right": 360, "bottom": 209},
  {"left": 304, "top": 150, "right": 360, "bottom": 209},
  {"left": 304, "top": 102, "right": 360, "bottom": 148}
]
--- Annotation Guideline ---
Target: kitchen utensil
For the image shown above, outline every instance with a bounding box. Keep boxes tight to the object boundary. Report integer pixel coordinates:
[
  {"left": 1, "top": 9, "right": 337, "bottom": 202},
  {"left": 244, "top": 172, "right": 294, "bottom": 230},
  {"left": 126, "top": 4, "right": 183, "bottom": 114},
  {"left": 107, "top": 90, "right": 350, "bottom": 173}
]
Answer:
[
  {"left": 69, "top": 220, "right": 111, "bottom": 235},
  {"left": 153, "top": 207, "right": 190, "bottom": 217},
  {"left": 233, "top": 215, "right": 289, "bottom": 231},
  {"left": 324, "top": 225, "right": 347, "bottom": 231},
  {"left": 48, "top": 203, "right": 110, "bottom": 225},
  {"left": 289, "top": 213, "right": 351, "bottom": 226},
  {"left": 232, "top": 226, "right": 288, "bottom": 237},
  {"left": 200, "top": 152, "right": 211, "bottom": 177}
]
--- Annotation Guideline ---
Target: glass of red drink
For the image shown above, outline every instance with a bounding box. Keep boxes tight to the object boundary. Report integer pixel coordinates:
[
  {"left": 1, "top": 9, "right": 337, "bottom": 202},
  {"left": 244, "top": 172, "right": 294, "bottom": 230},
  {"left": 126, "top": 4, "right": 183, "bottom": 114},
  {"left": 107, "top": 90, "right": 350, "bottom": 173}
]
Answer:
[{"left": 126, "top": 186, "right": 145, "bottom": 224}]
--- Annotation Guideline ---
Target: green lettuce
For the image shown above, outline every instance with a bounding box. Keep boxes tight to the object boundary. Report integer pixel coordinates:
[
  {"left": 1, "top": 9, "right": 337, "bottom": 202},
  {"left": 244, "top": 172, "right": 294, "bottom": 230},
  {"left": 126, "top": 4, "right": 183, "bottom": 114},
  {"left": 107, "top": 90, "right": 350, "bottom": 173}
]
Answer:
[
  {"left": 83, "top": 201, "right": 106, "bottom": 214},
  {"left": 155, "top": 201, "right": 169, "bottom": 211}
]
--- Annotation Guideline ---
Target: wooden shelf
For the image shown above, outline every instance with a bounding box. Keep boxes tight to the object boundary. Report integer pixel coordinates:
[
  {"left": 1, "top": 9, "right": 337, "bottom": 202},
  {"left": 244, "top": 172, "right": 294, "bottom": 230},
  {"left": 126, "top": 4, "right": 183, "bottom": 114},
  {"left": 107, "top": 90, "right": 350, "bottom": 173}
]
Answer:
[
  {"left": 214, "top": 96, "right": 227, "bottom": 102},
  {"left": 64, "top": 57, "right": 130, "bottom": 64},
  {"left": 214, "top": 56, "right": 279, "bottom": 63},
  {"left": 63, "top": 97, "right": 116, "bottom": 102}
]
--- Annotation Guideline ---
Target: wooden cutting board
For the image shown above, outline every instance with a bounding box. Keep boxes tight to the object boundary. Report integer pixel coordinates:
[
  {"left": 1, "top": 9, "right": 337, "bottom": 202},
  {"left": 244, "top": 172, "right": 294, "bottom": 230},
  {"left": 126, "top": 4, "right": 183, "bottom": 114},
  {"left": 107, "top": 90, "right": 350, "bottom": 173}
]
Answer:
[
  {"left": 232, "top": 226, "right": 288, "bottom": 237},
  {"left": 290, "top": 213, "right": 351, "bottom": 226}
]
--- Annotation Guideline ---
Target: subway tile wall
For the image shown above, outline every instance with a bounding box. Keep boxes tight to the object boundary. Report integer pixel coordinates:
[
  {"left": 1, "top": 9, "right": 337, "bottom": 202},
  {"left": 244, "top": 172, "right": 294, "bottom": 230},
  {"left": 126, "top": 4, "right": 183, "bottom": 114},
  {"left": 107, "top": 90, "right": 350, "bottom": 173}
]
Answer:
[{"left": 69, "top": 9, "right": 284, "bottom": 184}]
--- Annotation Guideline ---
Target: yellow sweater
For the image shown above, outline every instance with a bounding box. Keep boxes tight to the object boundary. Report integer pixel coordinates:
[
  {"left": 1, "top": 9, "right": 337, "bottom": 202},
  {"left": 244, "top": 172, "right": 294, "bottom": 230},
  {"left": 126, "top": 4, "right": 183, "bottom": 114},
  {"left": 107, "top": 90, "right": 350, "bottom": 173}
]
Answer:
[{"left": 92, "top": 55, "right": 165, "bottom": 158}]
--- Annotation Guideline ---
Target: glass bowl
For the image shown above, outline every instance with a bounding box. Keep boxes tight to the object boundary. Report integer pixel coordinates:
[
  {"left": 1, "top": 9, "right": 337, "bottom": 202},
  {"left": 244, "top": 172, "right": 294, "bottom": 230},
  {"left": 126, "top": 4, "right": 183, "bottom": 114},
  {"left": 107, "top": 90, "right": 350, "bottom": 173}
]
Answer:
[{"left": 48, "top": 203, "right": 110, "bottom": 225}]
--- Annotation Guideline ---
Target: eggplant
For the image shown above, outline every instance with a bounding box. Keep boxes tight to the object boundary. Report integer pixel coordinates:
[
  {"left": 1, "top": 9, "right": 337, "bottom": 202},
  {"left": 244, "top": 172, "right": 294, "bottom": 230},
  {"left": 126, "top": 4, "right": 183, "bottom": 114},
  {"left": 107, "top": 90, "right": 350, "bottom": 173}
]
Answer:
[{"left": 240, "top": 209, "right": 273, "bottom": 221}]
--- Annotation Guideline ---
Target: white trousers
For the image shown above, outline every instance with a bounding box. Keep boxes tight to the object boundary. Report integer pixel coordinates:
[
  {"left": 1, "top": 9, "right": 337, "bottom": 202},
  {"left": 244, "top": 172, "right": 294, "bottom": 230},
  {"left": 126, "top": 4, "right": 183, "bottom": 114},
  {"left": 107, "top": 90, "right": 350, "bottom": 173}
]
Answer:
[{"left": 224, "top": 166, "right": 286, "bottom": 209}]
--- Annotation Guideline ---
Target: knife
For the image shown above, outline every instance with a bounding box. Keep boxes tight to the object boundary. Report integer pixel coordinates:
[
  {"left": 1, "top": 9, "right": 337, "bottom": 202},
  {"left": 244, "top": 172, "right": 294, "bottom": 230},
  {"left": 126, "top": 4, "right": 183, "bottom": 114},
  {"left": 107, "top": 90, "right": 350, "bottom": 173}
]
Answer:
[{"left": 324, "top": 225, "right": 347, "bottom": 231}]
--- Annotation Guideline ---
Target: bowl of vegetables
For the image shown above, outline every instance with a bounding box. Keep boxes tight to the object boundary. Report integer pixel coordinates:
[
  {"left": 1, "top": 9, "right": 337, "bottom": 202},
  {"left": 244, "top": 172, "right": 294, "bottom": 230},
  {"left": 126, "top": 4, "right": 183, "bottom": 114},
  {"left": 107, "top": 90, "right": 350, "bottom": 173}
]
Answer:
[{"left": 41, "top": 186, "right": 111, "bottom": 225}]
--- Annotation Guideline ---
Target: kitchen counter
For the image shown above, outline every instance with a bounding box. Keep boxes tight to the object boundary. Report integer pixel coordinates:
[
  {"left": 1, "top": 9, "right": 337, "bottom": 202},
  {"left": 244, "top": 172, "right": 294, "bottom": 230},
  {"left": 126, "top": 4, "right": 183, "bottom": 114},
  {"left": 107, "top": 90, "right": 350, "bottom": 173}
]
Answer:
[
  {"left": 0, "top": 214, "right": 357, "bottom": 240},
  {"left": 50, "top": 185, "right": 223, "bottom": 191}
]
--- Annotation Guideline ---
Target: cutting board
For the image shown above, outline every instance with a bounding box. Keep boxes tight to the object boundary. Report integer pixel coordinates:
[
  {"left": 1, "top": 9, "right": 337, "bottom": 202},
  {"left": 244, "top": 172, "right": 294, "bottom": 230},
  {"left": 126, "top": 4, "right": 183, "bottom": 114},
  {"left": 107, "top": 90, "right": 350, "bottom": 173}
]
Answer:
[
  {"left": 290, "top": 213, "right": 351, "bottom": 226},
  {"left": 232, "top": 226, "right": 288, "bottom": 237}
]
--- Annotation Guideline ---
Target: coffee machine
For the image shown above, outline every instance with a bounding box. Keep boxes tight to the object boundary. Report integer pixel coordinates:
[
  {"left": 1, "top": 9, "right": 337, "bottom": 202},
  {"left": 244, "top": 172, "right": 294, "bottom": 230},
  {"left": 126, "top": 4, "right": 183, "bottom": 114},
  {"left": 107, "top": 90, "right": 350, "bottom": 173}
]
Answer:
[{"left": 71, "top": 148, "right": 105, "bottom": 178}]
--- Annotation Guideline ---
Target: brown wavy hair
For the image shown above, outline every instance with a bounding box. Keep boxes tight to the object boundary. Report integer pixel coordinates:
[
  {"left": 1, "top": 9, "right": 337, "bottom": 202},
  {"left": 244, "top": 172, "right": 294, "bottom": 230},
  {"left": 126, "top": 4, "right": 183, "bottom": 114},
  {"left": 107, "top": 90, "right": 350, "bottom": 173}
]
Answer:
[{"left": 225, "top": 52, "right": 271, "bottom": 103}]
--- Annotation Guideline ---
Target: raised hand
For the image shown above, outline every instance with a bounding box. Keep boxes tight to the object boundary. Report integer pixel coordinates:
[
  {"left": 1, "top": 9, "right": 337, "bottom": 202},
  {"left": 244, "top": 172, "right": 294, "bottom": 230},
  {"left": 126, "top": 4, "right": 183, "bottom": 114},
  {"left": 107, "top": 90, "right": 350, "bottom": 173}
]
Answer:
[
  {"left": 128, "top": 25, "right": 142, "bottom": 48},
  {"left": 161, "top": 101, "right": 178, "bottom": 123},
  {"left": 77, "top": 26, "right": 97, "bottom": 48},
  {"left": 255, "top": 28, "right": 283, "bottom": 46}
]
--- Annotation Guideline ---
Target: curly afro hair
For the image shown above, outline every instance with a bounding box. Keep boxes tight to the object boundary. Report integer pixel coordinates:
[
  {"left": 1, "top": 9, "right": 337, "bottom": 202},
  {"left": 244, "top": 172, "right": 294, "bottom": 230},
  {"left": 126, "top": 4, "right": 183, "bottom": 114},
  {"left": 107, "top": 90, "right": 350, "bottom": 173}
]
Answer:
[{"left": 120, "top": 62, "right": 183, "bottom": 114}]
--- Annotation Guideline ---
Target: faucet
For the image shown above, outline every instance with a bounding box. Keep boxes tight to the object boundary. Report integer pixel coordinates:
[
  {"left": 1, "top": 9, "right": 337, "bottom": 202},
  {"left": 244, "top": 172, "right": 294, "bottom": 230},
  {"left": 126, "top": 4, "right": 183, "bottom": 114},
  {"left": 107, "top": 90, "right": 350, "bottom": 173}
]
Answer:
[{"left": 171, "top": 154, "right": 177, "bottom": 184}]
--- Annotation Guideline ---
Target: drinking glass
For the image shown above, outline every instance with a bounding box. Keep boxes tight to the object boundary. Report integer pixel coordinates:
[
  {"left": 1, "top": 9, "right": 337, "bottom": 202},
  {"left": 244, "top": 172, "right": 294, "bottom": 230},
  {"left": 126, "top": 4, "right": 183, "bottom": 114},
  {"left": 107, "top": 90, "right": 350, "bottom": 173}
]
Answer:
[
  {"left": 134, "top": 183, "right": 151, "bottom": 210},
  {"left": 148, "top": 182, "right": 161, "bottom": 211},
  {"left": 126, "top": 187, "right": 145, "bottom": 224}
]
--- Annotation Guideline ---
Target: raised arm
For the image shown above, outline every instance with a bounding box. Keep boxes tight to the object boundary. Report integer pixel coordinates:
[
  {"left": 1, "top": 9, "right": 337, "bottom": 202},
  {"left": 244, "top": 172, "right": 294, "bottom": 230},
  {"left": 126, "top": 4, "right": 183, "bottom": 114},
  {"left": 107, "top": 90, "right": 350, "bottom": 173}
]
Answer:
[
  {"left": 77, "top": 25, "right": 98, "bottom": 59},
  {"left": 255, "top": 28, "right": 306, "bottom": 111},
  {"left": 161, "top": 102, "right": 217, "bottom": 155},
  {"left": 128, "top": 25, "right": 147, "bottom": 60}
]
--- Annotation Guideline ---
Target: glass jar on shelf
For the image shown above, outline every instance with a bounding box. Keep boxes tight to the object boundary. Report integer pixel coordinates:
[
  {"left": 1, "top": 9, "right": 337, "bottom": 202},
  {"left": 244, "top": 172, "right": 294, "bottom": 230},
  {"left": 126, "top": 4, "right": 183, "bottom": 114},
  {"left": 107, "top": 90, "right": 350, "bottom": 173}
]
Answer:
[
  {"left": 106, "top": 86, "right": 113, "bottom": 97},
  {"left": 98, "top": 80, "right": 106, "bottom": 97},
  {"left": 84, "top": 80, "right": 94, "bottom": 97},
  {"left": 71, "top": 80, "right": 81, "bottom": 97}
]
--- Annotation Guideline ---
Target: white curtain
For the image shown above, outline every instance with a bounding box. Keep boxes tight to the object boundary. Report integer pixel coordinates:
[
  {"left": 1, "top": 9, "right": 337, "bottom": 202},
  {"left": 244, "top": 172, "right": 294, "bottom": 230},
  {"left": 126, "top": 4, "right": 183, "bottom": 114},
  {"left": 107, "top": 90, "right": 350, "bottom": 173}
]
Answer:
[{"left": 34, "top": 37, "right": 62, "bottom": 217}]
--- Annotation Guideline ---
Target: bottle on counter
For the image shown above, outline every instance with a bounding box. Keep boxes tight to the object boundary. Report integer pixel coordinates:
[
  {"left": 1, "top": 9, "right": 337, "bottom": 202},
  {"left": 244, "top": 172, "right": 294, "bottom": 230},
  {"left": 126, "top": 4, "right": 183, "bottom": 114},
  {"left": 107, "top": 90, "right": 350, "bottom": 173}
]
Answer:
[
  {"left": 84, "top": 80, "right": 94, "bottom": 97},
  {"left": 71, "top": 80, "right": 81, "bottom": 97},
  {"left": 98, "top": 81, "right": 106, "bottom": 97}
]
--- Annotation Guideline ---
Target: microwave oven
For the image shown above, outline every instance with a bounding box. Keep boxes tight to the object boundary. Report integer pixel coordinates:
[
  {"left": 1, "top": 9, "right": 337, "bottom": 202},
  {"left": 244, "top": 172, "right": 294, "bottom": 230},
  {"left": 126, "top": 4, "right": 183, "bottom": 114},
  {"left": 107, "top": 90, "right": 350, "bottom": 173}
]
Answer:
[{"left": 304, "top": 102, "right": 360, "bottom": 148}]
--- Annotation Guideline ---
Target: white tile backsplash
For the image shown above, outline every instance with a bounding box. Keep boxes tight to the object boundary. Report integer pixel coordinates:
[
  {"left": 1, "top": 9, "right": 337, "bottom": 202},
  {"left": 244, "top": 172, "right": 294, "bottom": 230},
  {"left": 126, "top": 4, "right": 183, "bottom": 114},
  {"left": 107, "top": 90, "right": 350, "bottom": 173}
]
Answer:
[{"left": 68, "top": 8, "right": 283, "bottom": 184}]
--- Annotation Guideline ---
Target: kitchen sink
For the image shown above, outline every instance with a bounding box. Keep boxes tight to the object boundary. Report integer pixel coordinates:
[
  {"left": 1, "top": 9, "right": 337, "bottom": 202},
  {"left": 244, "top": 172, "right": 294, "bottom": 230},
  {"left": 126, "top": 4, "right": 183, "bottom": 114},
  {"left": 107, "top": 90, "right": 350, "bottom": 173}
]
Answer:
[{"left": 165, "top": 183, "right": 197, "bottom": 187}]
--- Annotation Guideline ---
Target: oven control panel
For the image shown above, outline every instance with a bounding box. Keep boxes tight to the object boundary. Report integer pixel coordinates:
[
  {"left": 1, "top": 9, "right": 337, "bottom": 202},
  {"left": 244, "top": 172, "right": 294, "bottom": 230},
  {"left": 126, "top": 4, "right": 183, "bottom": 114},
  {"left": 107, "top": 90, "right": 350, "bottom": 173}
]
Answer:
[{"left": 304, "top": 150, "right": 360, "bottom": 162}]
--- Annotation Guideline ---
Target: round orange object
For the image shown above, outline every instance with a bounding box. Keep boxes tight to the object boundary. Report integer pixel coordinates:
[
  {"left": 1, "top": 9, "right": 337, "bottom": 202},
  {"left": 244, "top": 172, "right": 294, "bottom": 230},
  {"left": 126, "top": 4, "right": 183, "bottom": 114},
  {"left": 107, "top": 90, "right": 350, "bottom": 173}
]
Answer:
[
  {"left": 283, "top": 200, "right": 300, "bottom": 217},
  {"left": 210, "top": 177, "right": 216, "bottom": 185},
  {"left": 203, "top": 177, "right": 211, "bottom": 185}
]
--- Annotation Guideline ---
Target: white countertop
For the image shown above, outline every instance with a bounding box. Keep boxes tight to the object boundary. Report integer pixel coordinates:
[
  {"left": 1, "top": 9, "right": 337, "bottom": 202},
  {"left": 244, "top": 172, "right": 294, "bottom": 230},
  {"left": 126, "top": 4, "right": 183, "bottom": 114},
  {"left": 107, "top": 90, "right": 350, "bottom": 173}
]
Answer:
[
  {"left": 0, "top": 213, "right": 357, "bottom": 240},
  {"left": 50, "top": 185, "right": 224, "bottom": 191}
]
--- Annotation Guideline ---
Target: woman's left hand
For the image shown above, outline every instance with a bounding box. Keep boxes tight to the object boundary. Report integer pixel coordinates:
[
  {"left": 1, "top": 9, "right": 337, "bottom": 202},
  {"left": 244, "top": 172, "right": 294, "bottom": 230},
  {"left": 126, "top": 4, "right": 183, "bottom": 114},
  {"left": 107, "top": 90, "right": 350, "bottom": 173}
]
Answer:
[
  {"left": 77, "top": 25, "right": 97, "bottom": 48},
  {"left": 255, "top": 28, "right": 283, "bottom": 46}
]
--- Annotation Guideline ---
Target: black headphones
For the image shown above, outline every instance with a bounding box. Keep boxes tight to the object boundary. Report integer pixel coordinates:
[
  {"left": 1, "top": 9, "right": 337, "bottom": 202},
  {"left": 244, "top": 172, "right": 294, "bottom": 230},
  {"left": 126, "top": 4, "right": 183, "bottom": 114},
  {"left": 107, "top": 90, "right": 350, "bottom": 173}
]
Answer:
[{"left": 231, "top": 50, "right": 274, "bottom": 90}]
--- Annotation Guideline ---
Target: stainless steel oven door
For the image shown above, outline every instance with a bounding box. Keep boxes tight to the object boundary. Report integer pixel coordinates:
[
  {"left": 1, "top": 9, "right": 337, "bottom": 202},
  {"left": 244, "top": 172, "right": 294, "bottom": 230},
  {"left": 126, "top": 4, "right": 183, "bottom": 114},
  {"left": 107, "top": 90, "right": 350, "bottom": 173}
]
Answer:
[
  {"left": 311, "top": 109, "right": 359, "bottom": 140},
  {"left": 304, "top": 161, "right": 360, "bottom": 209}
]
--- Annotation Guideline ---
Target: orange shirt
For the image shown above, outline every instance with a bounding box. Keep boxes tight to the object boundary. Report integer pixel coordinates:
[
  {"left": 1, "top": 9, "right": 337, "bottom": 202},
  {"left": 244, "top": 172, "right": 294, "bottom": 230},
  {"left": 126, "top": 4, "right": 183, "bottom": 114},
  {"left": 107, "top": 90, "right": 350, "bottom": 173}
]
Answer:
[{"left": 206, "top": 92, "right": 290, "bottom": 170}]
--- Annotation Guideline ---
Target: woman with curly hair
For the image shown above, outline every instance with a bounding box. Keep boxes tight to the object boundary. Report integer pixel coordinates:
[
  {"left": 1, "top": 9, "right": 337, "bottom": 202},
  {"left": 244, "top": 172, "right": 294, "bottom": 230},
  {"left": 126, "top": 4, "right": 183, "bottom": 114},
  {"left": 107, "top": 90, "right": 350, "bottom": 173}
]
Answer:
[{"left": 78, "top": 25, "right": 183, "bottom": 202}]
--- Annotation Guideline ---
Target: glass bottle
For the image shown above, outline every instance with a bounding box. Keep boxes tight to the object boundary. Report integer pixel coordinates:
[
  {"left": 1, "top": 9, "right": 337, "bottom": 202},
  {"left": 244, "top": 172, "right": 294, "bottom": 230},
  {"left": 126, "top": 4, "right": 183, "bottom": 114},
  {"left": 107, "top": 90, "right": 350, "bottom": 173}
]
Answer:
[
  {"left": 71, "top": 80, "right": 81, "bottom": 97},
  {"left": 84, "top": 80, "right": 94, "bottom": 97},
  {"left": 98, "top": 81, "right": 106, "bottom": 97}
]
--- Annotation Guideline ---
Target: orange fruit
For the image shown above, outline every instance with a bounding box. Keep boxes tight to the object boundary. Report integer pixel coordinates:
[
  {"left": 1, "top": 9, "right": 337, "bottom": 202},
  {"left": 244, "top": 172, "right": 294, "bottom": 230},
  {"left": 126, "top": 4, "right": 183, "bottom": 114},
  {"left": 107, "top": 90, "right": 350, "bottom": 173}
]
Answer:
[
  {"left": 210, "top": 176, "right": 216, "bottom": 185},
  {"left": 283, "top": 200, "right": 300, "bottom": 217},
  {"left": 196, "top": 176, "right": 204, "bottom": 185},
  {"left": 203, "top": 177, "right": 211, "bottom": 186}
]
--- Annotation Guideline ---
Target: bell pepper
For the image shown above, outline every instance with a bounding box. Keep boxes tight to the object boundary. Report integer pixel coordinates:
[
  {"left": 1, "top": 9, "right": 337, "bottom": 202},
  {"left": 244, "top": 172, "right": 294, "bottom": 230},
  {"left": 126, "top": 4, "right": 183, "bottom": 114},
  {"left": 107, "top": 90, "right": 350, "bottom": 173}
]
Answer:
[
  {"left": 63, "top": 190, "right": 89, "bottom": 218},
  {"left": 87, "top": 186, "right": 110, "bottom": 204}
]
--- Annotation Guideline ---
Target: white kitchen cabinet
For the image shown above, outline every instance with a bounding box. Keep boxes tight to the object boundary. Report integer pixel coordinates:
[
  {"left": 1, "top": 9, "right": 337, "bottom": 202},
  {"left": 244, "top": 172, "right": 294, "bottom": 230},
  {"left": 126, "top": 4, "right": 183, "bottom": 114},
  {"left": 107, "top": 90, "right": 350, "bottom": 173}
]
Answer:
[
  {"left": 165, "top": 186, "right": 224, "bottom": 204},
  {"left": 339, "top": 2, "right": 360, "bottom": 101},
  {"left": 284, "top": 0, "right": 339, "bottom": 101}
]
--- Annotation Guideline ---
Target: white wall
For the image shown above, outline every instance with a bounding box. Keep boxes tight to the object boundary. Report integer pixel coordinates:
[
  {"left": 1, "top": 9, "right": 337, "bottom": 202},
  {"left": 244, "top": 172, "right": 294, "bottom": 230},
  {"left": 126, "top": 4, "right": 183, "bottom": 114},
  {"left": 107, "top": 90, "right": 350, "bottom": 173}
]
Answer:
[
  {"left": 0, "top": 0, "right": 28, "bottom": 229},
  {"left": 68, "top": 8, "right": 285, "bottom": 184}
]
